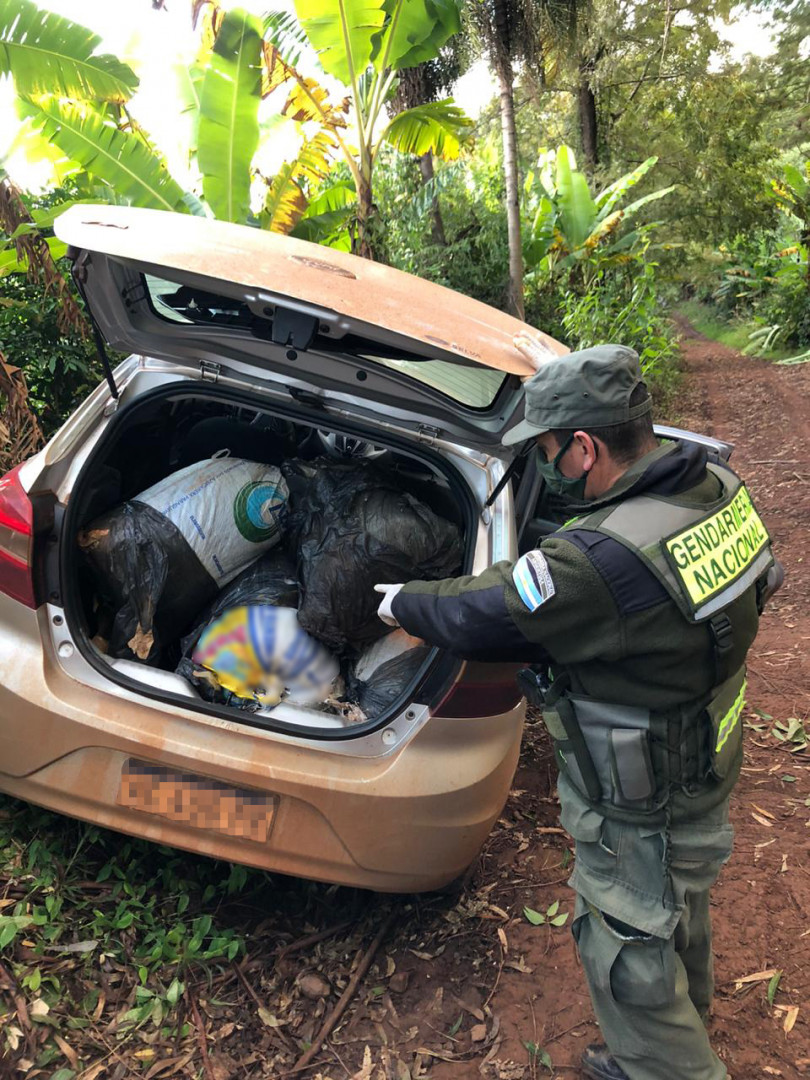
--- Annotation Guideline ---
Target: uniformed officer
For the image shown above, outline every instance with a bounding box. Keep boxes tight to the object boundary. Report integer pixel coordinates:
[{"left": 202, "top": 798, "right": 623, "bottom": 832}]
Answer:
[{"left": 374, "top": 345, "right": 781, "bottom": 1080}]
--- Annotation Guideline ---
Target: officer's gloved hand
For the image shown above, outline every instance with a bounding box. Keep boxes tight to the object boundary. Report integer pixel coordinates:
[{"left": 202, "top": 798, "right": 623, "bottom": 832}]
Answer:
[
  {"left": 514, "top": 332, "right": 558, "bottom": 378},
  {"left": 374, "top": 583, "right": 404, "bottom": 627}
]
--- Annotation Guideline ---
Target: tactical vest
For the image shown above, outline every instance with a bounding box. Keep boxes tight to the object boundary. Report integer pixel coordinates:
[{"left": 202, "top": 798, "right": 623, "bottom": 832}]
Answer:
[{"left": 534, "top": 461, "right": 775, "bottom": 824}]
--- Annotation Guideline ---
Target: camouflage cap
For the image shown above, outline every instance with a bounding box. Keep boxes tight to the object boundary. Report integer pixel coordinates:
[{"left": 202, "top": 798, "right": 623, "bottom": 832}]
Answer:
[{"left": 502, "top": 344, "right": 651, "bottom": 446}]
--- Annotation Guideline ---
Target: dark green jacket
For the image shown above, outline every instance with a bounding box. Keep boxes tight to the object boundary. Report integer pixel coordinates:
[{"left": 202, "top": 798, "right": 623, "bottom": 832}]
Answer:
[{"left": 392, "top": 441, "right": 764, "bottom": 819}]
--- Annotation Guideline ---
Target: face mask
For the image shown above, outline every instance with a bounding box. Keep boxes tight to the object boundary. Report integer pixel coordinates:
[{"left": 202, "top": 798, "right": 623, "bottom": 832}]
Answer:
[{"left": 536, "top": 434, "right": 590, "bottom": 499}]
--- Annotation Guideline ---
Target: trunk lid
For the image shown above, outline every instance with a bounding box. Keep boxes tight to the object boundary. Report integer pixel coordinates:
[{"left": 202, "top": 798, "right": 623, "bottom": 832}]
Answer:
[{"left": 55, "top": 205, "right": 567, "bottom": 449}]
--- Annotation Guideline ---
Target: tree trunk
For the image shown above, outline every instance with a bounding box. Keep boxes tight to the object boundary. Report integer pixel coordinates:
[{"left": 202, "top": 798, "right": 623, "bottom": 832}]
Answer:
[
  {"left": 496, "top": 63, "right": 524, "bottom": 320},
  {"left": 578, "top": 60, "right": 599, "bottom": 172},
  {"left": 353, "top": 175, "right": 375, "bottom": 261},
  {"left": 418, "top": 152, "right": 447, "bottom": 246}
]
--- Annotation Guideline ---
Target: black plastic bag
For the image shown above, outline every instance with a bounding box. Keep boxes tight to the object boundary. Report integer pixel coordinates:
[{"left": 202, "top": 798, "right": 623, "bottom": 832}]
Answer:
[
  {"left": 283, "top": 458, "right": 462, "bottom": 653},
  {"left": 79, "top": 502, "right": 217, "bottom": 663},
  {"left": 349, "top": 645, "right": 431, "bottom": 719},
  {"left": 179, "top": 548, "right": 299, "bottom": 657}
]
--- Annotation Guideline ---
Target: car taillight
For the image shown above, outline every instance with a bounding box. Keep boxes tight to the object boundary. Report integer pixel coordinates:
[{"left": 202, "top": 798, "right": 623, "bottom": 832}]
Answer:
[
  {"left": 0, "top": 464, "right": 35, "bottom": 608},
  {"left": 432, "top": 662, "right": 524, "bottom": 718}
]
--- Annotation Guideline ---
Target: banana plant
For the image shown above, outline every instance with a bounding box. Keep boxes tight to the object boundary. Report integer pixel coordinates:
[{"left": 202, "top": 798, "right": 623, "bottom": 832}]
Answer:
[
  {"left": 524, "top": 145, "right": 675, "bottom": 285},
  {"left": 290, "top": 0, "right": 472, "bottom": 256},
  {"left": 770, "top": 160, "right": 810, "bottom": 293},
  {"left": 1, "top": 0, "right": 341, "bottom": 235}
]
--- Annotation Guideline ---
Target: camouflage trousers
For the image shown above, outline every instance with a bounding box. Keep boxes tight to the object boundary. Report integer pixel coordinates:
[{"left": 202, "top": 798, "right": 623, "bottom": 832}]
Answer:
[{"left": 558, "top": 775, "right": 734, "bottom": 1080}]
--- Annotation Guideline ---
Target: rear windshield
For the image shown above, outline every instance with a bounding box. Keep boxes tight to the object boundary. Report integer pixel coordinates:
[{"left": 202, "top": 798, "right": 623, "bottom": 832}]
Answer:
[{"left": 144, "top": 274, "right": 507, "bottom": 409}]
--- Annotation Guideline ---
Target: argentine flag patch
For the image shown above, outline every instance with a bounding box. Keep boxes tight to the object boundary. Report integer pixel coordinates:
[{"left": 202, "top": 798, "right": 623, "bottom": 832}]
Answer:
[{"left": 512, "top": 551, "right": 556, "bottom": 612}]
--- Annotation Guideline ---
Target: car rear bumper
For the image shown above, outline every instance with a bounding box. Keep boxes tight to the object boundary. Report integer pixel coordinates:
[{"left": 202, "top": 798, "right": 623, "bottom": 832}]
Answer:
[{"left": 0, "top": 604, "right": 524, "bottom": 892}]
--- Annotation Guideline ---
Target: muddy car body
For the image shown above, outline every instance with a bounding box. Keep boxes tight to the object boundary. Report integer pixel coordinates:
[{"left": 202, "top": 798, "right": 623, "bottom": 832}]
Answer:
[{"left": 0, "top": 206, "right": 729, "bottom": 892}]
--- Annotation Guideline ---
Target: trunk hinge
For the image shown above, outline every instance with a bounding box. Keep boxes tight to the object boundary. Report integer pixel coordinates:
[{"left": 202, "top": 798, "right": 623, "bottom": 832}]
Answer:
[
  {"left": 417, "top": 423, "right": 442, "bottom": 445},
  {"left": 200, "top": 360, "right": 221, "bottom": 383}
]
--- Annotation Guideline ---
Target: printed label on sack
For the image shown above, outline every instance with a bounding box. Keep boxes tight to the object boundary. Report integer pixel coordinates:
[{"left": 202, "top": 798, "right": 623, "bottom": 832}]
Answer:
[
  {"left": 233, "top": 481, "right": 286, "bottom": 543},
  {"left": 512, "top": 550, "right": 556, "bottom": 612},
  {"left": 664, "top": 485, "right": 769, "bottom": 609}
]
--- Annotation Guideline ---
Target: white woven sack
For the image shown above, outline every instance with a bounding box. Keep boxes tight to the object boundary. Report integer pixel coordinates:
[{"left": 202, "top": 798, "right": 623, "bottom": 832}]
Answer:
[{"left": 137, "top": 457, "right": 288, "bottom": 583}]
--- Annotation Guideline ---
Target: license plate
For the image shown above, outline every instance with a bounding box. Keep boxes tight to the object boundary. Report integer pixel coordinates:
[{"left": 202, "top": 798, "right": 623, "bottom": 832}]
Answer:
[{"left": 117, "top": 759, "right": 276, "bottom": 843}]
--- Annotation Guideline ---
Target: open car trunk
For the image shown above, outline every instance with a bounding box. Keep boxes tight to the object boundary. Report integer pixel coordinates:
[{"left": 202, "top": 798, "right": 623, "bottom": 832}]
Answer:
[{"left": 59, "top": 382, "right": 477, "bottom": 740}]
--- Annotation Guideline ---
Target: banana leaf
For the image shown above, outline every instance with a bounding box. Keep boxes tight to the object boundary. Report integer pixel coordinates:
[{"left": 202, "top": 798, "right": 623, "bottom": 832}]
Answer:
[
  {"left": 177, "top": 62, "right": 205, "bottom": 158},
  {"left": 782, "top": 163, "right": 808, "bottom": 200},
  {"left": 381, "top": 99, "right": 471, "bottom": 159},
  {"left": 25, "top": 98, "right": 190, "bottom": 212},
  {"left": 261, "top": 129, "right": 337, "bottom": 233},
  {"left": 294, "top": 0, "right": 386, "bottom": 85},
  {"left": 589, "top": 187, "right": 675, "bottom": 246},
  {"left": 556, "top": 146, "right": 596, "bottom": 250},
  {"left": 261, "top": 162, "right": 308, "bottom": 233},
  {"left": 0, "top": 0, "right": 137, "bottom": 103},
  {"left": 594, "top": 157, "right": 658, "bottom": 219},
  {"left": 301, "top": 180, "right": 356, "bottom": 215},
  {"left": 264, "top": 8, "right": 311, "bottom": 68},
  {"left": 198, "top": 8, "right": 263, "bottom": 224},
  {"left": 373, "top": 0, "right": 460, "bottom": 72}
]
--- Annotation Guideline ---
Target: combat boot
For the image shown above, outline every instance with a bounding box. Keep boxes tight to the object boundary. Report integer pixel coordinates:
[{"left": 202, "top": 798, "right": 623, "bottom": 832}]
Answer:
[{"left": 580, "top": 1044, "right": 630, "bottom": 1080}]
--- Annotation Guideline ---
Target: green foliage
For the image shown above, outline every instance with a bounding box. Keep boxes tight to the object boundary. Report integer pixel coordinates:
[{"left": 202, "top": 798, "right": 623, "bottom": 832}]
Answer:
[
  {"left": 289, "top": 0, "right": 468, "bottom": 253},
  {"left": 524, "top": 146, "right": 674, "bottom": 284},
  {"left": 382, "top": 98, "right": 472, "bottom": 158},
  {"left": 198, "top": 8, "right": 263, "bottom": 223},
  {"left": 678, "top": 154, "right": 810, "bottom": 355},
  {"left": 22, "top": 98, "right": 191, "bottom": 213},
  {"left": 0, "top": 268, "right": 100, "bottom": 433},
  {"left": 294, "top": 0, "right": 460, "bottom": 84},
  {"left": 0, "top": 795, "right": 251, "bottom": 1002},
  {"left": 379, "top": 0, "right": 461, "bottom": 70},
  {"left": 294, "top": 0, "right": 388, "bottom": 85},
  {"left": 524, "top": 1041, "right": 553, "bottom": 1072},
  {"left": 523, "top": 899, "right": 568, "bottom": 927},
  {"left": 561, "top": 255, "right": 678, "bottom": 387},
  {"left": 375, "top": 142, "right": 513, "bottom": 309},
  {"left": 0, "top": 0, "right": 138, "bottom": 102}
]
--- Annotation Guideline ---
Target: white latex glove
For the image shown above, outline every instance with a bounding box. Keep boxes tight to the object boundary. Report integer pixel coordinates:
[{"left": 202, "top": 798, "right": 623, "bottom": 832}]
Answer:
[
  {"left": 374, "top": 583, "right": 404, "bottom": 627},
  {"left": 514, "top": 332, "right": 557, "bottom": 377}
]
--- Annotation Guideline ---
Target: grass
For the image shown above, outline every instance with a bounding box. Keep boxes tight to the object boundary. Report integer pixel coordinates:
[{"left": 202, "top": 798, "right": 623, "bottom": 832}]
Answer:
[
  {"left": 0, "top": 794, "right": 383, "bottom": 1076},
  {"left": 676, "top": 299, "right": 798, "bottom": 361}
]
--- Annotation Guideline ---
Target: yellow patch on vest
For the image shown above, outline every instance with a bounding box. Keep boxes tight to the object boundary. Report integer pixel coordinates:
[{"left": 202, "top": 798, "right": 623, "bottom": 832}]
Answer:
[{"left": 664, "top": 486, "right": 769, "bottom": 607}]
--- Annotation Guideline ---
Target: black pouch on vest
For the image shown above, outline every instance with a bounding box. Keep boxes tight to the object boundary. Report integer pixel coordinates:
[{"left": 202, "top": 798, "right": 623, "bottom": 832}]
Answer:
[
  {"left": 704, "top": 667, "right": 746, "bottom": 781},
  {"left": 570, "top": 697, "right": 656, "bottom": 809}
]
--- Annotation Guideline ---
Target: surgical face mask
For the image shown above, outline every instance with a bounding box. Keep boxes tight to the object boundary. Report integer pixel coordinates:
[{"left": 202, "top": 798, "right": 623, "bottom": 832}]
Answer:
[{"left": 536, "top": 434, "right": 590, "bottom": 499}]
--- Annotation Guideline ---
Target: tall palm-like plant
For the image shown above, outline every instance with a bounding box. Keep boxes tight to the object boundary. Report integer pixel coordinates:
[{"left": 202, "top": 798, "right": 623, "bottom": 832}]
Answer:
[
  {"left": 290, "top": 0, "right": 473, "bottom": 256},
  {"left": 524, "top": 145, "right": 674, "bottom": 286},
  {"left": 770, "top": 161, "right": 810, "bottom": 293}
]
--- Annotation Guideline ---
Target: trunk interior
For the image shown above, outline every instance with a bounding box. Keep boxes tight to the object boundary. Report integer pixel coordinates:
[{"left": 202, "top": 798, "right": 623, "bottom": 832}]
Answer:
[{"left": 59, "top": 383, "right": 475, "bottom": 738}]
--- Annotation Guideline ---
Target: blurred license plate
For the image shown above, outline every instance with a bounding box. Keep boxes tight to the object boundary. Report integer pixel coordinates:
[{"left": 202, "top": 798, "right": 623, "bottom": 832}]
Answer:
[{"left": 117, "top": 759, "right": 276, "bottom": 843}]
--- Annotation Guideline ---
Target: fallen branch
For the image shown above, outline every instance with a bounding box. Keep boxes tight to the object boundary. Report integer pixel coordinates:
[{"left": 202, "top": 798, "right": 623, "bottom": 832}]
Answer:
[
  {"left": 188, "top": 988, "right": 215, "bottom": 1080},
  {"left": 274, "top": 919, "right": 354, "bottom": 971},
  {"left": 292, "top": 910, "right": 396, "bottom": 1073}
]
